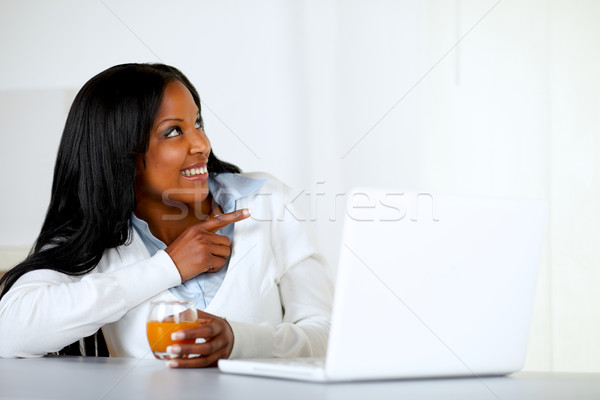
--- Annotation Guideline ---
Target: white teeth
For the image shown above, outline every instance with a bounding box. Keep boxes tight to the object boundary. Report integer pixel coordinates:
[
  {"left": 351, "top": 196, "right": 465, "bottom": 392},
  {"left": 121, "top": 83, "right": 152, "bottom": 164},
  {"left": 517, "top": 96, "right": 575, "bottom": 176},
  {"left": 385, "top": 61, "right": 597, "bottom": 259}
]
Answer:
[{"left": 181, "top": 166, "right": 207, "bottom": 177}]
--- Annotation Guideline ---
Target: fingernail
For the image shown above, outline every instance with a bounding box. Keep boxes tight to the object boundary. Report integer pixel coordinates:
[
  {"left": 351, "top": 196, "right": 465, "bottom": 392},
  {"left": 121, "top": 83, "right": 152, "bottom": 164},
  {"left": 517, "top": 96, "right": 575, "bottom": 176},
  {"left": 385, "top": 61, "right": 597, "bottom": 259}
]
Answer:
[
  {"left": 166, "top": 360, "right": 178, "bottom": 368},
  {"left": 166, "top": 345, "right": 181, "bottom": 354},
  {"left": 242, "top": 208, "right": 251, "bottom": 217},
  {"left": 171, "top": 332, "right": 185, "bottom": 340}
]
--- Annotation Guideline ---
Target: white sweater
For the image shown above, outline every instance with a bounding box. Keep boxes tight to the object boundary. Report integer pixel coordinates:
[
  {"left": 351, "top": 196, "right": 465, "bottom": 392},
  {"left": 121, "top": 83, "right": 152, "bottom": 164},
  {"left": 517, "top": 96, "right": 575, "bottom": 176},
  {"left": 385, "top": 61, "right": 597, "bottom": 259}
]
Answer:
[{"left": 0, "top": 172, "right": 333, "bottom": 359}]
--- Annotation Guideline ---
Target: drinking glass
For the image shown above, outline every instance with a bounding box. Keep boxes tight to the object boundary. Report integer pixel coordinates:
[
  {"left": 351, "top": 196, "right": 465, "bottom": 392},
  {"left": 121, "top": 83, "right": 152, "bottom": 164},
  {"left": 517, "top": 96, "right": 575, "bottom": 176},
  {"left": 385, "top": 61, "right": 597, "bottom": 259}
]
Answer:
[{"left": 146, "top": 300, "right": 198, "bottom": 359}]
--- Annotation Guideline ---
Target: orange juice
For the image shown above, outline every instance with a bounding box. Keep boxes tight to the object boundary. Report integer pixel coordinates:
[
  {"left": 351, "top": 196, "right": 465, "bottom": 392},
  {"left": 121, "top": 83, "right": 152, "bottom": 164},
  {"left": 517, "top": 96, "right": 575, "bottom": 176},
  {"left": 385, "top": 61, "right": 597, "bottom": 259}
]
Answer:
[{"left": 146, "top": 321, "right": 197, "bottom": 358}]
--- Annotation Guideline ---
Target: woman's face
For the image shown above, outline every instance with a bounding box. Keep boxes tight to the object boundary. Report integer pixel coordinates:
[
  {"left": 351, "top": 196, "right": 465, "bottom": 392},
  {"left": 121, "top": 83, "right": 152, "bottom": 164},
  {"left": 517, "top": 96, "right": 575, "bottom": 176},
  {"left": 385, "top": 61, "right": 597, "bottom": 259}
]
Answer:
[{"left": 135, "top": 80, "right": 212, "bottom": 209}]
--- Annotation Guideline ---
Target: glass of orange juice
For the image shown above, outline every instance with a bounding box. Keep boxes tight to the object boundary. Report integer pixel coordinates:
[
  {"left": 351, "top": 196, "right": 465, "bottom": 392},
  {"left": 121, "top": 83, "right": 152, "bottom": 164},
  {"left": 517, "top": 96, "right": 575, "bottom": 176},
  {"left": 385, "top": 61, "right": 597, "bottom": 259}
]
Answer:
[{"left": 146, "top": 300, "right": 198, "bottom": 360}]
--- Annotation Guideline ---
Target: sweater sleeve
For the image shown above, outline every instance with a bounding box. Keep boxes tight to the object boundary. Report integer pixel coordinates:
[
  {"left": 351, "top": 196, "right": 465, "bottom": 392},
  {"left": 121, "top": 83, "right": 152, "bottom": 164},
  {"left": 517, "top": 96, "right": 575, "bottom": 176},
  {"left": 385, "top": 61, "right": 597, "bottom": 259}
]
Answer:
[
  {"left": 228, "top": 256, "right": 333, "bottom": 359},
  {"left": 0, "top": 250, "right": 180, "bottom": 358},
  {"left": 227, "top": 176, "right": 334, "bottom": 359}
]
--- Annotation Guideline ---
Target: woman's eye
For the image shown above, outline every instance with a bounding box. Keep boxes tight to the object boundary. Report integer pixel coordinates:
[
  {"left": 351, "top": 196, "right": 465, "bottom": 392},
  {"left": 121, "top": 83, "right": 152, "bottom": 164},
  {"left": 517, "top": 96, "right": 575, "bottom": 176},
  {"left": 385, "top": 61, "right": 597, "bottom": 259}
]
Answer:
[
  {"left": 195, "top": 118, "right": 203, "bottom": 129},
  {"left": 164, "top": 127, "right": 182, "bottom": 138}
]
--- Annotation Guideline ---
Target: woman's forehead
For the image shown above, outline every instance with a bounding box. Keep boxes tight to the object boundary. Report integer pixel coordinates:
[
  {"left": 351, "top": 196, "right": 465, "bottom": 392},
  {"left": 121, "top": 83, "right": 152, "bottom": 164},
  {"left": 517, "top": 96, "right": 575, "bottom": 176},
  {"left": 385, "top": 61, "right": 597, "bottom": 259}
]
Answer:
[{"left": 155, "top": 81, "right": 199, "bottom": 122}]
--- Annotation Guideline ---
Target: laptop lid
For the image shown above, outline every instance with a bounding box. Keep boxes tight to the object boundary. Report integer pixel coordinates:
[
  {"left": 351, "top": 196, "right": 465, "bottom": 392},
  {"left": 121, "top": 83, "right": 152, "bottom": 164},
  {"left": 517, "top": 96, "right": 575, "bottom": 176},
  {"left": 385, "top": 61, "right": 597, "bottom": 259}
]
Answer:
[{"left": 323, "top": 189, "right": 547, "bottom": 381}]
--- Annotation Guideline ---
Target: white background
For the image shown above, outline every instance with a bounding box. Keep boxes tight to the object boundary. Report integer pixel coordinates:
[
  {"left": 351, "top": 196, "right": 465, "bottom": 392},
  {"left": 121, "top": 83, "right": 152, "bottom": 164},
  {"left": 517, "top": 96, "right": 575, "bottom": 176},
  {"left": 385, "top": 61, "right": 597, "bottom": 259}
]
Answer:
[{"left": 0, "top": 0, "right": 599, "bottom": 372}]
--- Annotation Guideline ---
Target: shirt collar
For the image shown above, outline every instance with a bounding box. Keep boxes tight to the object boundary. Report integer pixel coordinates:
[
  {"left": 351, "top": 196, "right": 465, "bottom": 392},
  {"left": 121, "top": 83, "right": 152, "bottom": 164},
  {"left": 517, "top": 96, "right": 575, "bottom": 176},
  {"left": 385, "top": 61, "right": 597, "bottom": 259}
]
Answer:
[{"left": 208, "top": 173, "right": 266, "bottom": 213}]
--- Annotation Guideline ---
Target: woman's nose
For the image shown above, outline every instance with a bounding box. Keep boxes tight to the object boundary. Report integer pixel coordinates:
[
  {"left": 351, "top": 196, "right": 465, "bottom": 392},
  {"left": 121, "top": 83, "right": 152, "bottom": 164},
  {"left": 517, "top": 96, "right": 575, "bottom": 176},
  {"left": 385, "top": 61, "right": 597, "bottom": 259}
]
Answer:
[{"left": 188, "top": 129, "right": 210, "bottom": 155}]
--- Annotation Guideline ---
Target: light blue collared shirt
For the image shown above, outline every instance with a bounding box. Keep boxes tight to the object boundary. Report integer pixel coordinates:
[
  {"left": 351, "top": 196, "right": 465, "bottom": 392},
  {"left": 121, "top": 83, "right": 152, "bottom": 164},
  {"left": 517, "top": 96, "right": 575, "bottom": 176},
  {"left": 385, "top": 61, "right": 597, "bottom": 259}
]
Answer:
[{"left": 132, "top": 173, "right": 266, "bottom": 310}]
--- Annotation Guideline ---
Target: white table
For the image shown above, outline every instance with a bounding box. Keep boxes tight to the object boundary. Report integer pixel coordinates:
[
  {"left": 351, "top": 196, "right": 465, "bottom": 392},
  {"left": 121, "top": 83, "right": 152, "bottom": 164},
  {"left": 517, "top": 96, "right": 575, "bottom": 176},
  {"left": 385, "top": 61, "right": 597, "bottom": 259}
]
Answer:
[{"left": 1, "top": 356, "right": 599, "bottom": 400}]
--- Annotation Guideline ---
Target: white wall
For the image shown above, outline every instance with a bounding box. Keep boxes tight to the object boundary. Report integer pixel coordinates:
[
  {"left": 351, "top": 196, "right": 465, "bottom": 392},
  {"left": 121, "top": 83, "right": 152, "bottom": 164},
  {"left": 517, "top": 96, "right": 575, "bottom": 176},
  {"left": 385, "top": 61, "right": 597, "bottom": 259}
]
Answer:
[
  {"left": 1, "top": 0, "right": 599, "bottom": 372},
  {"left": 548, "top": 0, "right": 600, "bottom": 372},
  {"left": 422, "top": 0, "right": 600, "bottom": 372}
]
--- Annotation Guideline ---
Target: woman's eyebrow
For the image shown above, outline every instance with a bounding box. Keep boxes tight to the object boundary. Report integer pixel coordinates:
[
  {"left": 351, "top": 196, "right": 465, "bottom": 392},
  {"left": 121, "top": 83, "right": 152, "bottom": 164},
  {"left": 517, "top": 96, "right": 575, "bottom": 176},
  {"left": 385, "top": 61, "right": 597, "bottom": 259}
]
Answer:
[
  {"left": 156, "top": 118, "right": 184, "bottom": 128},
  {"left": 155, "top": 109, "right": 200, "bottom": 129}
]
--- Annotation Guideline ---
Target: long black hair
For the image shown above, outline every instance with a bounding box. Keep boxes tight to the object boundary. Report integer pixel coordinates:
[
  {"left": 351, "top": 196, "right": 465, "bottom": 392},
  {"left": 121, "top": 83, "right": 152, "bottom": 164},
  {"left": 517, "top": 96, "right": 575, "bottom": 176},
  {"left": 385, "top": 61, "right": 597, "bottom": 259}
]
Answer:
[{"left": 0, "top": 63, "right": 240, "bottom": 300}]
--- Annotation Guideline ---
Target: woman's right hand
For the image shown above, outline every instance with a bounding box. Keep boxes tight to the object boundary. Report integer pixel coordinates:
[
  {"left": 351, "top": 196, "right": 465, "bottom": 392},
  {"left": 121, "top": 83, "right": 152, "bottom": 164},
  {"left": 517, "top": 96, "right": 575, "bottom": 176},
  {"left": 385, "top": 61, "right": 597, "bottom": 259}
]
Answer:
[{"left": 165, "top": 209, "right": 250, "bottom": 282}]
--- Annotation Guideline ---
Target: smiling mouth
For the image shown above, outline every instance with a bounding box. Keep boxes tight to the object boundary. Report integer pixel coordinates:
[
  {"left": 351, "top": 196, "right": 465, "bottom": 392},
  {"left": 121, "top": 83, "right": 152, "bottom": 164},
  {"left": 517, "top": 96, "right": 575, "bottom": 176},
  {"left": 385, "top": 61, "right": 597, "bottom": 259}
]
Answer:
[{"left": 180, "top": 166, "right": 208, "bottom": 177}]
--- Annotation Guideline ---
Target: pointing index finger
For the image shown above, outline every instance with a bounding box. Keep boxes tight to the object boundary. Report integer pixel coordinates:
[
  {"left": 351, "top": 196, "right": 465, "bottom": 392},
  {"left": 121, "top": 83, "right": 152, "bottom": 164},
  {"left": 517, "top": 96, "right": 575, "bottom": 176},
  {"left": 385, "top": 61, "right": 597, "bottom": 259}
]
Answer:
[{"left": 202, "top": 209, "right": 251, "bottom": 233}]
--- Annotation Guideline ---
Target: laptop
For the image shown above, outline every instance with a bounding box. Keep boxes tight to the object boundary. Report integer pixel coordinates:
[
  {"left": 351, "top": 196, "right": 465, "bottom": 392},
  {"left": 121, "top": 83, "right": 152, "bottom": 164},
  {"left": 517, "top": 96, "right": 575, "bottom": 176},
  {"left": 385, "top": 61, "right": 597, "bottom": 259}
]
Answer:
[{"left": 218, "top": 189, "right": 548, "bottom": 382}]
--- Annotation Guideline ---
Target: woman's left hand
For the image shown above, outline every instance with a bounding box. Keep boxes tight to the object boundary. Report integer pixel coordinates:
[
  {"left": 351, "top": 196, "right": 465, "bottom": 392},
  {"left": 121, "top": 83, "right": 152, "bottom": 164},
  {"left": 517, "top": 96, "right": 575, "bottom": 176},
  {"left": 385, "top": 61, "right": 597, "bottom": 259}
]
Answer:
[{"left": 165, "top": 310, "right": 234, "bottom": 368}]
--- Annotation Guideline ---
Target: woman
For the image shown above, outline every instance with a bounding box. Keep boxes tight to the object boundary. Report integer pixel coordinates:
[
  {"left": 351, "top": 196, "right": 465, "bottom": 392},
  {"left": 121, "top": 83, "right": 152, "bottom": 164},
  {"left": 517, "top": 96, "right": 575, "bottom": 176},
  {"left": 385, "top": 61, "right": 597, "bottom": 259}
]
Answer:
[{"left": 0, "top": 63, "right": 332, "bottom": 368}]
